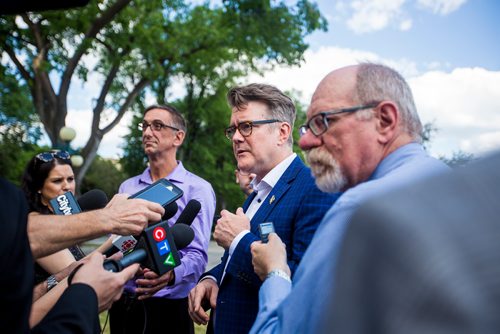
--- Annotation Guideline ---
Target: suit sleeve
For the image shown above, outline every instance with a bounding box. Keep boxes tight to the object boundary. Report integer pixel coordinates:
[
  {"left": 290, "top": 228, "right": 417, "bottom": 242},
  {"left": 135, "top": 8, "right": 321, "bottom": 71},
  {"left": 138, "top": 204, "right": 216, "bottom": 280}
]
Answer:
[
  {"left": 226, "top": 171, "right": 339, "bottom": 288},
  {"left": 31, "top": 284, "right": 100, "bottom": 334},
  {"left": 287, "top": 182, "right": 340, "bottom": 275}
]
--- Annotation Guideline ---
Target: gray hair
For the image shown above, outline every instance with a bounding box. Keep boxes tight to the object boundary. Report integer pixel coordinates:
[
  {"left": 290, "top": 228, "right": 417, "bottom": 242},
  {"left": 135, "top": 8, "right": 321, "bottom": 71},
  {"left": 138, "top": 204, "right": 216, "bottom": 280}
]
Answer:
[
  {"left": 354, "top": 63, "right": 423, "bottom": 142},
  {"left": 227, "top": 83, "right": 296, "bottom": 145},
  {"left": 144, "top": 104, "right": 187, "bottom": 132}
]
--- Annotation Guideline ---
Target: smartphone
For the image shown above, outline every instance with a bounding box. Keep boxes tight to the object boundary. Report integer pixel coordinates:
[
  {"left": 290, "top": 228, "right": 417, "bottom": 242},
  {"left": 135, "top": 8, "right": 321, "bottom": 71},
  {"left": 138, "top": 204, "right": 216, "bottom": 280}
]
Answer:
[
  {"left": 129, "top": 179, "right": 183, "bottom": 208},
  {"left": 259, "top": 222, "right": 275, "bottom": 243}
]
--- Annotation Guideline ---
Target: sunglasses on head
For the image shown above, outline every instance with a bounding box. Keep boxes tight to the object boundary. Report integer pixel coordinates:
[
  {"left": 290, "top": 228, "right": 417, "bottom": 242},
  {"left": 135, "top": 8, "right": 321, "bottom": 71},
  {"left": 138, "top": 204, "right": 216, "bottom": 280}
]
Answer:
[{"left": 35, "top": 151, "right": 71, "bottom": 163}]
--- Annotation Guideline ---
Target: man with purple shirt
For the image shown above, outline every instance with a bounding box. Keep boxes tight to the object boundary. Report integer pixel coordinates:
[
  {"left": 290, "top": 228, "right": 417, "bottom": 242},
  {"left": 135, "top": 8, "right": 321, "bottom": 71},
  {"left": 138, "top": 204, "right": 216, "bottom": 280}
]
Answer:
[{"left": 109, "top": 104, "right": 216, "bottom": 334}]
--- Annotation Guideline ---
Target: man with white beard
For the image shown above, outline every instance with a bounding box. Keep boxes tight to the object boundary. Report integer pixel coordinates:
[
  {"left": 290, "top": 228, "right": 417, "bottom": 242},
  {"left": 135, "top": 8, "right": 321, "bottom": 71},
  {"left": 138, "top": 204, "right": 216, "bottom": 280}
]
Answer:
[{"left": 249, "top": 62, "right": 450, "bottom": 333}]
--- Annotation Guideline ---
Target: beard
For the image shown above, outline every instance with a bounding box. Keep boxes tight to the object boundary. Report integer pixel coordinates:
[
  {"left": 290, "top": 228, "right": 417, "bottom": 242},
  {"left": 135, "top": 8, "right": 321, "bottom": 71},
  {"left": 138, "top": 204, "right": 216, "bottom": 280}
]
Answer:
[{"left": 305, "top": 148, "right": 346, "bottom": 193}]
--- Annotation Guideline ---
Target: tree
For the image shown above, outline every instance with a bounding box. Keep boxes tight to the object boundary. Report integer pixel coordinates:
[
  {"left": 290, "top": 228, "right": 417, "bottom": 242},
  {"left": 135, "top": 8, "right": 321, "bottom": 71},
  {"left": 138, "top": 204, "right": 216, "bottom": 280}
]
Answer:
[
  {"left": 0, "top": 0, "right": 327, "bottom": 192},
  {"left": 121, "top": 83, "right": 309, "bottom": 213}
]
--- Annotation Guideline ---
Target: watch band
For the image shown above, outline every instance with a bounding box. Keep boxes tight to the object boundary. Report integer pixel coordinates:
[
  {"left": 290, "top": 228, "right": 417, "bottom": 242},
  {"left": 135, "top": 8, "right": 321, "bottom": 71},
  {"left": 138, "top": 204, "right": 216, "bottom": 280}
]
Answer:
[
  {"left": 47, "top": 275, "right": 58, "bottom": 291},
  {"left": 266, "top": 269, "right": 291, "bottom": 283}
]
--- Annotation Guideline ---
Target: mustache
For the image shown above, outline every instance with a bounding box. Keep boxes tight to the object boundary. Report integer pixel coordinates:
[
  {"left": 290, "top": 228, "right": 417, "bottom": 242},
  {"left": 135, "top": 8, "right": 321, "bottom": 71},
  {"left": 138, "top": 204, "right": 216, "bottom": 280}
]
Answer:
[{"left": 305, "top": 148, "right": 334, "bottom": 168}]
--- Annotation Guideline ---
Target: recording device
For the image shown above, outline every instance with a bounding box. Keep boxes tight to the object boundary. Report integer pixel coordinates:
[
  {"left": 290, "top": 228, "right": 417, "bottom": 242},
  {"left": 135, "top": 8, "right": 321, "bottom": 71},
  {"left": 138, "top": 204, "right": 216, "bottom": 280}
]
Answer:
[
  {"left": 102, "top": 181, "right": 182, "bottom": 257},
  {"left": 174, "top": 199, "right": 201, "bottom": 226},
  {"left": 103, "top": 222, "right": 194, "bottom": 274},
  {"left": 49, "top": 190, "right": 109, "bottom": 259},
  {"left": 77, "top": 189, "right": 108, "bottom": 211},
  {"left": 50, "top": 191, "right": 81, "bottom": 216},
  {"left": 104, "top": 200, "right": 179, "bottom": 256},
  {"left": 103, "top": 201, "right": 201, "bottom": 273},
  {"left": 130, "top": 179, "right": 183, "bottom": 208},
  {"left": 258, "top": 222, "right": 275, "bottom": 243},
  {"left": 49, "top": 189, "right": 108, "bottom": 215}
]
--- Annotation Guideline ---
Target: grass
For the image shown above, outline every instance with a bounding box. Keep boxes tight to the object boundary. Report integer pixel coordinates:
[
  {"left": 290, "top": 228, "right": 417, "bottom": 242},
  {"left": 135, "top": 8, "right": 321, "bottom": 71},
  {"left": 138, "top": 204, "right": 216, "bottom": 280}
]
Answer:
[{"left": 99, "top": 311, "right": 209, "bottom": 334}]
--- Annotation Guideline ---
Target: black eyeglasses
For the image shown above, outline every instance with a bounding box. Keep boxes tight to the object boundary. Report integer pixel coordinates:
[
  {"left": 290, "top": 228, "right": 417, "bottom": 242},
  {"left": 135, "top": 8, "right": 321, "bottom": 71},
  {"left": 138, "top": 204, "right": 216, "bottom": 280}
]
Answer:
[
  {"left": 35, "top": 151, "right": 71, "bottom": 163},
  {"left": 225, "top": 119, "right": 281, "bottom": 140},
  {"left": 138, "top": 121, "right": 179, "bottom": 132},
  {"left": 299, "top": 103, "right": 379, "bottom": 137}
]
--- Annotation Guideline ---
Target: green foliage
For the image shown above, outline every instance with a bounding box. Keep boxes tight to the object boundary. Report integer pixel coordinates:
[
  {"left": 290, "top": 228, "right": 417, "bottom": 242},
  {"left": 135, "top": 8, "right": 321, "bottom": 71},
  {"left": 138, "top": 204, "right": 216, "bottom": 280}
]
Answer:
[
  {"left": 440, "top": 150, "right": 475, "bottom": 168},
  {"left": 80, "top": 156, "right": 127, "bottom": 198},
  {"left": 120, "top": 112, "right": 149, "bottom": 178},
  {"left": 1, "top": 0, "right": 328, "bottom": 198}
]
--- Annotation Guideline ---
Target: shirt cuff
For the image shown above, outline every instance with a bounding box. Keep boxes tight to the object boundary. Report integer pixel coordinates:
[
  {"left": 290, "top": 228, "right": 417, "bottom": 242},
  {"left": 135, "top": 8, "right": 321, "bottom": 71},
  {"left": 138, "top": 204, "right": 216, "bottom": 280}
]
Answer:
[
  {"left": 229, "top": 230, "right": 250, "bottom": 255},
  {"left": 200, "top": 275, "right": 218, "bottom": 285}
]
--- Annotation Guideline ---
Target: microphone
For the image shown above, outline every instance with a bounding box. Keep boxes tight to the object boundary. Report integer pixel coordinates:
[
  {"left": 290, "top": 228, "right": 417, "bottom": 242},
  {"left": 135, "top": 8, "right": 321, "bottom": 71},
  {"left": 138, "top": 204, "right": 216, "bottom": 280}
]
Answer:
[
  {"left": 49, "top": 191, "right": 81, "bottom": 215},
  {"left": 103, "top": 200, "right": 179, "bottom": 257},
  {"left": 162, "top": 200, "right": 178, "bottom": 221},
  {"left": 77, "top": 189, "right": 108, "bottom": 211},
  {"left": 174, "top": 199, "right": 201, "bottom": 226},
  {"left": 103, "top": 222, "right": 195, "bottom": 273}
]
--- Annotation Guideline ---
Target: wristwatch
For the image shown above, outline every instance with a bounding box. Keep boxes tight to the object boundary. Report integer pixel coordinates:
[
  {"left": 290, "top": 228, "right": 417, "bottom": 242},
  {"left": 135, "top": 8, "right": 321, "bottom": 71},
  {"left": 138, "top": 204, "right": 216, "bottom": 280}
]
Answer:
[
  {"left": 266, "top": 269, "right": 291, "bottom": 283},
  {"left": 47, "top": 275, "right": 58, "bottom": 291}
]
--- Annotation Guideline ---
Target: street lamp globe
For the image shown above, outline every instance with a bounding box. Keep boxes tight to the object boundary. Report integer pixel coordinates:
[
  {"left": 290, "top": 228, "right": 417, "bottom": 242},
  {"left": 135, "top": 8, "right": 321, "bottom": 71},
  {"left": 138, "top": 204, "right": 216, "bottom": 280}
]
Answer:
[
  {"left": 59, "top": 126, "right": 76, "bottom": 143},
  {"left": 71, "top": 155, "right": 84, "bottom": 168}
]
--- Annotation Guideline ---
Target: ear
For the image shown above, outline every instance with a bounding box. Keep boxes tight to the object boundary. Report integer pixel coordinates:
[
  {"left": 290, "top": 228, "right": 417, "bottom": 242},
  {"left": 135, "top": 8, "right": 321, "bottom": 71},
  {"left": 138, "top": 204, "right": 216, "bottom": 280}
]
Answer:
[
  {"left": 173, "top": 130, "right": 185, "bottom": 147},
  {"left": 277, "top": 122, "right": 292, "bottom": 146},
  {"left": 374, "top": 101, "right": 398, "bottom": 144}
]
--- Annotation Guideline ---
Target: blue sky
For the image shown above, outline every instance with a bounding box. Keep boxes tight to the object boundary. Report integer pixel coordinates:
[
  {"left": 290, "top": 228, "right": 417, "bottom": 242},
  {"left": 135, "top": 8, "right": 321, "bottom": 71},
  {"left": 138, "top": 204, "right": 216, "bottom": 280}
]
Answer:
[
  {"left": 244, "top": 0, "right": 500, "bottom": 159},
  {"left": 310, "top": 0, "right": 499, "bottom": 70},
  {"left": 60, "top": 0, "right": 500, "bottom": 160}
]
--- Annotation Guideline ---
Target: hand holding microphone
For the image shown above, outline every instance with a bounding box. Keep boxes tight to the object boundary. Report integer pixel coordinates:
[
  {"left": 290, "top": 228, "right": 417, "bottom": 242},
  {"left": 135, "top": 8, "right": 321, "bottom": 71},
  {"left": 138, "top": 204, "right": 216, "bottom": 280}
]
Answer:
[{"left": 103, "top": 199, "right": 201, "bottom": 274}]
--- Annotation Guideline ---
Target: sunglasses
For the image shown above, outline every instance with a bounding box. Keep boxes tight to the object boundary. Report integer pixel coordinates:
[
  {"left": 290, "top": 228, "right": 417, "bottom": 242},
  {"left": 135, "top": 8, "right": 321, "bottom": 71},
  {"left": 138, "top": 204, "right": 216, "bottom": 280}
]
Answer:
[{"left": 35, "top": 151, "right": 71, "bottom": 163}]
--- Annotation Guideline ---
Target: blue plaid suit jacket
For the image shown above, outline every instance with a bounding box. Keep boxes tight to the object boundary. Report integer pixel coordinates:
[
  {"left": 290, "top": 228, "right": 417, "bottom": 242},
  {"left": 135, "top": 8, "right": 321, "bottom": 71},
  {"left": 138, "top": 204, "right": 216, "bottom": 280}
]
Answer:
[{"left": 203, "top": 156, "right": 340, "bottom": 334}]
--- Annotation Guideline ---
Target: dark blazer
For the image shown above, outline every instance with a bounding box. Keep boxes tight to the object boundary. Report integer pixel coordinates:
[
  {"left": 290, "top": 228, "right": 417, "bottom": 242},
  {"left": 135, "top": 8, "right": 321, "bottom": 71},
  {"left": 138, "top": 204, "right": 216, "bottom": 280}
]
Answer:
[
  {"left": 322, "top": 151, "right": 500, "bottom": 334},
  {"left": 205, "top": 156, "right": 339, "bottom": 334},
  {"left": 0, "top": 178, "right": 100, "bottom": 334}
]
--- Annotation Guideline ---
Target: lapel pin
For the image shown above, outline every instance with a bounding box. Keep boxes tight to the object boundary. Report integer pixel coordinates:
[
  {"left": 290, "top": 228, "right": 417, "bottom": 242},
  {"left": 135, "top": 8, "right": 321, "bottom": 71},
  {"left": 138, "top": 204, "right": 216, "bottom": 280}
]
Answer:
[{"left": 269, "top": 195, "right": 275, "bottom": 204}]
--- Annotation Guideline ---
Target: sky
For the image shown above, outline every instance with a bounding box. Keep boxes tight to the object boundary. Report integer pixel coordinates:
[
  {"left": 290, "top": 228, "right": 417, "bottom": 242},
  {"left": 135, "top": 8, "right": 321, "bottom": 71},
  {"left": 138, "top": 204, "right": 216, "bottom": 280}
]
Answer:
[{"left": 62, "top": 0, "right": 500, "bottom": 160}]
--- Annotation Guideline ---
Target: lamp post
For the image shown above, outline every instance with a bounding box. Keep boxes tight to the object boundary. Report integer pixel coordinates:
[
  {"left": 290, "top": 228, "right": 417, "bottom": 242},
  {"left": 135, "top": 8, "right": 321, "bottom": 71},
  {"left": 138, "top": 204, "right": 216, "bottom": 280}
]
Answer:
[{"left": 58, "top": 126, "right": 84, "bottom": 168}]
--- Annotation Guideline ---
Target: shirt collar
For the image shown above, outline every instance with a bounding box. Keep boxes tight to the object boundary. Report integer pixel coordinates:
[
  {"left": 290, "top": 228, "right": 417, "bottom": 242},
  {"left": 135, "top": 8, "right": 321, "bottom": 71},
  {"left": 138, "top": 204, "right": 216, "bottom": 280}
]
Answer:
[
  {"left": 138, "top": 160, "right": 187, "bottom": 185},
  {"left": 251, "top": 153, "right": 297, "bottom": 192}
]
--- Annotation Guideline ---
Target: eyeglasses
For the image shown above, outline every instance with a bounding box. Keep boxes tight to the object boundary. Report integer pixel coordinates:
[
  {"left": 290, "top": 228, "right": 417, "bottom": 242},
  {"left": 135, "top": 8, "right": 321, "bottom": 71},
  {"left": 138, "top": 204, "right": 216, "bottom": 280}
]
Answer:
[
  {"left": 138, "top": 121, "right": 179, "bottom": 132},
  {"left": 35, "top": 151, "right": 71, "bottom": 163},
  {"left": 299, "top": 103, "right": 379, "bottom": 137},
  {"left": 225, "top": 119, "right": 281, "bottom": 140}
]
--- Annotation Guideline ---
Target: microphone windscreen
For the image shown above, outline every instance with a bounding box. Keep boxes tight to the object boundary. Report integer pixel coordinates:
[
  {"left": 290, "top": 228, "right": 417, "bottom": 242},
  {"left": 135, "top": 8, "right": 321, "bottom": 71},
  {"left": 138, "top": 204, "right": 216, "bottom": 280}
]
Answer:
[
  {"left": 175, "top": 199, "right": 201, "bottom": 226},
  {"left": 162, "top": 201, "right": 178, "bottom": 221},
  {"left": 77, "top": 189, "right": 108, "bottom": 211},
  {"left": 171, "top": 224, "right": 195, "bottom": 250}
]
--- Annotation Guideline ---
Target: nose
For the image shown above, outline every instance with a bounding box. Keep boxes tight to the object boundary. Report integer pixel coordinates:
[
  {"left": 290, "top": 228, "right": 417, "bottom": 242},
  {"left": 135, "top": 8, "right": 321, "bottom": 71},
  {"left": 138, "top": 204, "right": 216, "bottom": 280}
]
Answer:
[
  {"left": 232, "top": 128, "right": 245, "bottom": 144},
  {"left": 299, "top": 130, "right": 322, "bottom": 151},
  {"left": 62, "top": 181, "right": 71, "bottom": 192}
]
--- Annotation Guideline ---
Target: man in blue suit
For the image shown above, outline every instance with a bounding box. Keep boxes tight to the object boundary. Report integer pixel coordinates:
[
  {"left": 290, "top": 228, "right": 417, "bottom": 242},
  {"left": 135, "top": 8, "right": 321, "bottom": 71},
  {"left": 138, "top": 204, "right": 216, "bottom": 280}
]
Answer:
[{"left": 188, "top": 83, "right": 338, "bottom": 333}]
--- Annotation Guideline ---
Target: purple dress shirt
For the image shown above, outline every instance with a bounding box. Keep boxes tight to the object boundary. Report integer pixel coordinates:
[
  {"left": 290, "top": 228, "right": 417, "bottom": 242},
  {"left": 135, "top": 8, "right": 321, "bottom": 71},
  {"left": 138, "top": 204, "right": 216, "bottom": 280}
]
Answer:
[{"left": 119, "top": 161, "right": 216, "bottom": 298}]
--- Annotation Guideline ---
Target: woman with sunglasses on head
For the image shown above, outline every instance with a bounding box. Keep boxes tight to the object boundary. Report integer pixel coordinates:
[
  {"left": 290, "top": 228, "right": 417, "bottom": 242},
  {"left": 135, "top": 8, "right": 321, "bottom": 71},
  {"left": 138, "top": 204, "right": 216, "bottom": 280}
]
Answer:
[{"left": 21, "top": 150, "right": 86, "bottom": 296}]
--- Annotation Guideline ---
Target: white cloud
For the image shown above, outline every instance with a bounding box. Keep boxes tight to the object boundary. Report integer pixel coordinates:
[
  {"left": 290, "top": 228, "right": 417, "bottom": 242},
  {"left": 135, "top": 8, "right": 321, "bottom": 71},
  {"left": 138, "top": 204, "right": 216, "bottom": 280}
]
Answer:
[
  {"left": 61, "top": 46, "right": 499, "bottom": 162},
  {"left": 248, "top": 46, "right": 500, "bottom": 159},
  {"left": 346, "top": 0, "right": 407, "bottom": 34},
  {"left": 417, "top": 0, "right": 467, "bottom": 15},
  {"left": 410, "top": 67, "right": 500, "bottom": 157}
]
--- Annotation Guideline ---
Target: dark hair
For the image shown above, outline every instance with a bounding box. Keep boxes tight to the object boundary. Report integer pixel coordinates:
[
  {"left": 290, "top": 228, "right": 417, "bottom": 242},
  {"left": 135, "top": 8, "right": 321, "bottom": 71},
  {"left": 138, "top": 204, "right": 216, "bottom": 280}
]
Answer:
[
  {"left": 21, "top": 151, "right": 73, "bottom": 214},
  {"left": 227, "top": 83, "right": 296, "bottom": 146},
  {"left": 144, "top": 104, "right": 187, "bottom": 132}
]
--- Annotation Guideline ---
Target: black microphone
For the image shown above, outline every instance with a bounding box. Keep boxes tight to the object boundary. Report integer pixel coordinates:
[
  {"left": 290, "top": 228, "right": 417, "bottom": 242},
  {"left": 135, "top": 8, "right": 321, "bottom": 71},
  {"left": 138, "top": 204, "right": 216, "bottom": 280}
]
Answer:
[
  {"left": 171, "top": 223, "right": 195, "bottom": 249},
  {"left": 77, "top": 189, "right": 108, "bottom": 211},
  {"left": 49, "top": 191, "right": 81, "bottom": 215},
  {"left": 162, "top": 200, "right": 178, "bottom": 221},
  {"left": 103, "top": 200, "right": 179, "bottom": 257},
  {"left": 103, "top": 222, "right": 195, "bottom": 273},
  {"left": 174, "top": 199, "right": 201, "bottom": 226}
]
